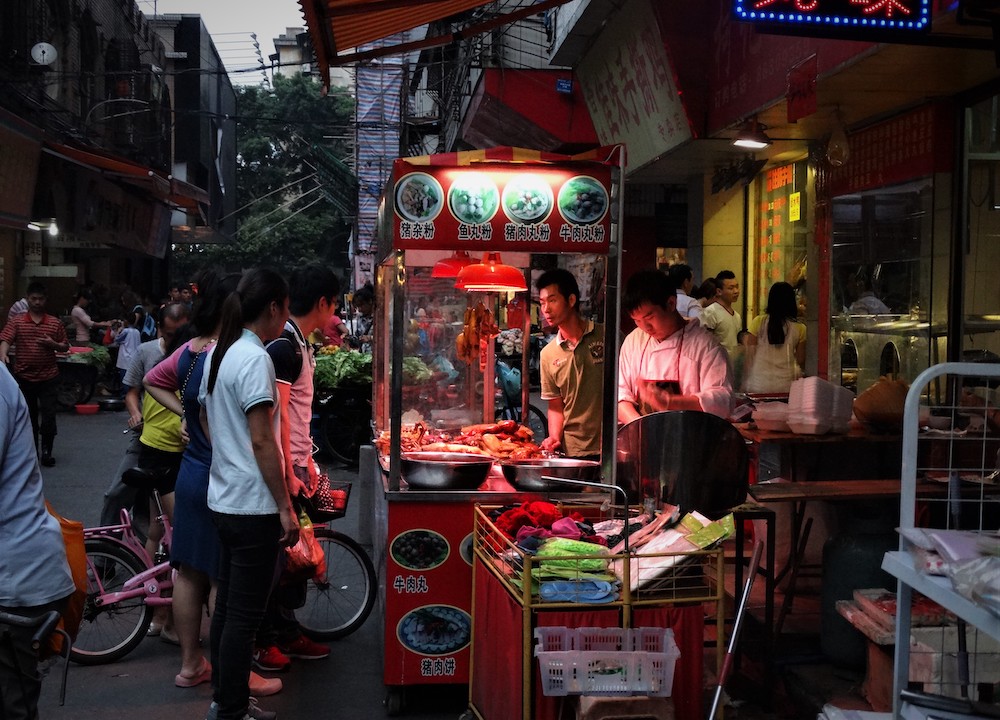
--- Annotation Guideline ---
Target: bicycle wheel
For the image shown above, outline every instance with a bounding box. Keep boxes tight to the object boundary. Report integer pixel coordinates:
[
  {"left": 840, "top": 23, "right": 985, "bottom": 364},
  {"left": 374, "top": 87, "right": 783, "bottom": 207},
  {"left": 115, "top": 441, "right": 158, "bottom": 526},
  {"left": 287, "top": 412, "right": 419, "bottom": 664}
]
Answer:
[
  {"left": 525, "top": 403, "right": 548, "bottom": 441},
  {"left": 71, "top": 538, "right": 153, "bottom": 665},
  {"left": 299, "top": 528, "right": 376, "bottom": 640},
  {"left": 495, "top": 404, "right": 548, "bottom": 442}
]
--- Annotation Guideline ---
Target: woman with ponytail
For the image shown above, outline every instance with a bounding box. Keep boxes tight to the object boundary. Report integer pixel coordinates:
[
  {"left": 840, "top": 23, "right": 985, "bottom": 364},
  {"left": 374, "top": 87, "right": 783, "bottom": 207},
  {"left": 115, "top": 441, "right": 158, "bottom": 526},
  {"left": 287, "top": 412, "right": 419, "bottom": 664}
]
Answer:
[{"left": 196, "top": 267, "right": 296, "bottom": 720}]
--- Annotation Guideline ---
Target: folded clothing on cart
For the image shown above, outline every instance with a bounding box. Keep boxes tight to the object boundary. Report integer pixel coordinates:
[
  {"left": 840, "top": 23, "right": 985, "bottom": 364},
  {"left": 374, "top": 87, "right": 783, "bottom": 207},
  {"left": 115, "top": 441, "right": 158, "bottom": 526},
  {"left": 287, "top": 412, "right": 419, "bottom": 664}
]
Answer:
[{"left": 538, "top": 580, "right": 618, "bottom": 604}]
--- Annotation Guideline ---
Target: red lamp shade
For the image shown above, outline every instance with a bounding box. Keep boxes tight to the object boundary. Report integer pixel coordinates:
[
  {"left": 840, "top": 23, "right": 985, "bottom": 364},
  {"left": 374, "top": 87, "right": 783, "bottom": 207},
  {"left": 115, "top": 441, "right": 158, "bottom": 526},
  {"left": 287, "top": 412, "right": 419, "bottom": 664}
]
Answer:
[
  {"left": 431, "top": 250, "right": 473, "bottom": 278},
  {"left": 455, "top": 252, "right": 527, "bottom": 292}
]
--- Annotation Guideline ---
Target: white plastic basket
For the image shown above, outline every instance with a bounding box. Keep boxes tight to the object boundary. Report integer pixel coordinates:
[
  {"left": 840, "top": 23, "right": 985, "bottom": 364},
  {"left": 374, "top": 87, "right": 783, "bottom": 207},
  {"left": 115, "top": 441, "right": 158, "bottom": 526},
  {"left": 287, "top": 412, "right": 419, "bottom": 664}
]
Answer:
[{"left": 534, "top": 627, "right": 681, "bottom": 697}]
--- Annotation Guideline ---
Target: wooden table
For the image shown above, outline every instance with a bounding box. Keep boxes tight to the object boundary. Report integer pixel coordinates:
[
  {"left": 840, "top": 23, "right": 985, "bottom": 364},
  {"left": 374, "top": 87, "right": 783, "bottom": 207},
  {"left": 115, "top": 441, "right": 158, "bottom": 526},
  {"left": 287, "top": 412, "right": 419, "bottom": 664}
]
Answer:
[{"left": 736, "top": 424, "right": 905, "bottom": 633}]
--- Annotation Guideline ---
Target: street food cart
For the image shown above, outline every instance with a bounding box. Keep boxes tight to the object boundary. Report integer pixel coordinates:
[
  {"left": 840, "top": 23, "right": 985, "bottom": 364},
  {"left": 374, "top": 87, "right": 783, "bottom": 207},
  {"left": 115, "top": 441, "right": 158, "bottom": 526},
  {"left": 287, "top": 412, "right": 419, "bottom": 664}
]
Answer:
[{"left": 367, "top": 146, "right": 625, "bottom": 714}]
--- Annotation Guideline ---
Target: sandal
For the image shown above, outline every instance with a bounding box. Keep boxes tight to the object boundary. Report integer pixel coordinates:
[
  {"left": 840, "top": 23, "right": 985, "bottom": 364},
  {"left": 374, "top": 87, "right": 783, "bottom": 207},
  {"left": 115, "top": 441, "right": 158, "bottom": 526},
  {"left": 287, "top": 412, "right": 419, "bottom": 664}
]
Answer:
[{"left": 175, "top": 658, "right": 212, "bottom": 688}]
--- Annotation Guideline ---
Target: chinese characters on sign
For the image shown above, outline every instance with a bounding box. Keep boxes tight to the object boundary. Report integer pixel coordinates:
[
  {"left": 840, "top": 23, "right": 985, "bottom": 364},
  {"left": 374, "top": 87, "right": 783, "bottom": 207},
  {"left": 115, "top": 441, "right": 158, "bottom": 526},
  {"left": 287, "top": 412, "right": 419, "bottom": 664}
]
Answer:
[
  {"left": 577, "top": 0, "right": 691, "bottom": 169},
  {"left": 392, "top": 575, "right": 430, "bottom": 594},
  {"left": 392, "top": 160, "right": 613, "bottom": 253},
  {"left": 829, "top": 105, "right": 940, "bottom": 195},
  {"left": 734, "top": 0, "right": 930, "bottom": 30},
  {"left": 755, "top": 161, "right": 808, "bottom": 312},
  {"left": 419, "top": 657, "right": 457, "bottom": 677}
]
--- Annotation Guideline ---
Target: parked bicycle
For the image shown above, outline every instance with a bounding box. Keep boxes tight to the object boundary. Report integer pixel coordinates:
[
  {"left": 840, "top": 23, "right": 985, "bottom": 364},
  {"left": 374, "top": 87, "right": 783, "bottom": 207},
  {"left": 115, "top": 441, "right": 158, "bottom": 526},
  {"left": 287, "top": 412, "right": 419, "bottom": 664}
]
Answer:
[
  {"left": 495, "top": 358, "right": 547, "bottom": 441},
  {"left": 73, "top": 469, "right": 376, "bottom": 664}
]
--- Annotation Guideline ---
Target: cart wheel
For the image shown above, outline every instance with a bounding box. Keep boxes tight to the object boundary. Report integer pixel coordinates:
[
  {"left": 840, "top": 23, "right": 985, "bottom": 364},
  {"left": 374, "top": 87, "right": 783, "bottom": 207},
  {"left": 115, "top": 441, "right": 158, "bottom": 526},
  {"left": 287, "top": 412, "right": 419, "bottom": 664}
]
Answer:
[{"left": 384, "top": 688, "right": 405, "bottom": 716}]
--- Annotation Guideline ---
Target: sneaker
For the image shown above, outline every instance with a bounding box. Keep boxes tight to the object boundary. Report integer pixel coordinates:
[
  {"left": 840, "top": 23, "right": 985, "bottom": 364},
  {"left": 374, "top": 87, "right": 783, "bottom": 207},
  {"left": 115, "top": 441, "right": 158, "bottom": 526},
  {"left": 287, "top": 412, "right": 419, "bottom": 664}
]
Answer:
[
  {"left": 205, "top": 698, "right": 276, "bottom": 720},
  {"left": 252, "top": 645, "right": 290, "bottom": 672},
  {"left": 40, "top": 453, "right": 55, "bottom": 467},
  {"left": 278, "top": 634, "right": 330, "bottom": 660},
  {"left": 244, "top": 698, "right": 277, "bottom": 720}
]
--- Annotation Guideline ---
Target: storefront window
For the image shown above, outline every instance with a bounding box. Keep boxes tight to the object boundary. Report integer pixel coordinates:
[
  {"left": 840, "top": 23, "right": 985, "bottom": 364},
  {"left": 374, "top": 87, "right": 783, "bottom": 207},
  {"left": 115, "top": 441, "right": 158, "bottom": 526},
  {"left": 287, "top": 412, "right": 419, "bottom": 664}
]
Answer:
[
  {"left": 962, "top": 95, "right": 1000, "bottom": 365},
  {"left": 753, "top": 161, "right": 809, "bottom": 319},
  {"left": 830, "top": 180, "right": 933, "bottom": 392}
]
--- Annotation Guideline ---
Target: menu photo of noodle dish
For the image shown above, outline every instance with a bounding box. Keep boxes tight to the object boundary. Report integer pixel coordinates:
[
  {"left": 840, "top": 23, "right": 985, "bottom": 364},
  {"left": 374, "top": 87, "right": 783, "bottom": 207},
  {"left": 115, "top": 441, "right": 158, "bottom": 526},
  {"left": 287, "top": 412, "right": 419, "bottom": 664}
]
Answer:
[{"left": 395, "top": 172, "right": 444, "bottom": 223}]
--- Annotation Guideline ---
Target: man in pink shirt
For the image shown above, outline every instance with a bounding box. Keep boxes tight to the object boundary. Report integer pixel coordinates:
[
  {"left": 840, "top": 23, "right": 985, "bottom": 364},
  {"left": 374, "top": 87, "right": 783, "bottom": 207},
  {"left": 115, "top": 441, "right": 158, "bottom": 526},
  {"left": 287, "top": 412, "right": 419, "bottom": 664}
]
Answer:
[{"left": 618, "top": 270, "right": 733, "bottom": 424}]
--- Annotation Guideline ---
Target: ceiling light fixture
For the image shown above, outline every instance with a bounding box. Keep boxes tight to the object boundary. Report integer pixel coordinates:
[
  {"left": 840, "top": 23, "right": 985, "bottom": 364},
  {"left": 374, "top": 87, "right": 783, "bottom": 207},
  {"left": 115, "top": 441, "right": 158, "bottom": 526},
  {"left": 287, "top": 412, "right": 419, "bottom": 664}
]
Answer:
[
  {"left": 431, "top": 250, "right": 474, "bottom": 278},
  {"left": 455, "top": 252, "right": 527, "bottom": 293},
  {"left": 732, "top": 118, "right": 773, "bottom": 150}
]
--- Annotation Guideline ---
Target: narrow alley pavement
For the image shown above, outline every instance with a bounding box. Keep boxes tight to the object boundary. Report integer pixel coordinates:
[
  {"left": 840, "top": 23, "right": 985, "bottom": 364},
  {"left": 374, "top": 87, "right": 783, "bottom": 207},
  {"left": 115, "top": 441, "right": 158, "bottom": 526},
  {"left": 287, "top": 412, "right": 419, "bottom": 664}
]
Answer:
[{"left": 36, "top": 407, "right": 466, "bottom": 720}]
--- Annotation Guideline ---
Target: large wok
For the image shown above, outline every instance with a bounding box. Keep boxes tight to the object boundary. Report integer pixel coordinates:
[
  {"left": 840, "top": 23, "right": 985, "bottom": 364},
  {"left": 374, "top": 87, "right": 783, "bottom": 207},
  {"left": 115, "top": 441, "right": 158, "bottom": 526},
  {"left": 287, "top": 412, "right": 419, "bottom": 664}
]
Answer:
[
  {"left": 501, "top": 458, "right": 601, "bottom": 492},
  {"left": 400, "top": 452, "right": 493, "bottom": 490}
]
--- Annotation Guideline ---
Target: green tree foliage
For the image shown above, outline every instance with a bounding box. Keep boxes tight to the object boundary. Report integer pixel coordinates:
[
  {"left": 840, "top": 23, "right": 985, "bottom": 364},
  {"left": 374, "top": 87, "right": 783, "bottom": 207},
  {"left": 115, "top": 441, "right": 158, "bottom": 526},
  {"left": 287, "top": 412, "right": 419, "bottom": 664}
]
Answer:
[{"left": 172, "top": 73, "right": 356, "bottom": 279}]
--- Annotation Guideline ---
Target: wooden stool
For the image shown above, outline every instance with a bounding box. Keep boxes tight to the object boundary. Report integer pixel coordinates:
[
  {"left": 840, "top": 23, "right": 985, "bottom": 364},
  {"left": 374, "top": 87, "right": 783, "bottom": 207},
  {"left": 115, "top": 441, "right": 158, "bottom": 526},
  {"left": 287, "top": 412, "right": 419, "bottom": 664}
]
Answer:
[{"left": 575, "top": 695, "right": 675, "bottom": 720}]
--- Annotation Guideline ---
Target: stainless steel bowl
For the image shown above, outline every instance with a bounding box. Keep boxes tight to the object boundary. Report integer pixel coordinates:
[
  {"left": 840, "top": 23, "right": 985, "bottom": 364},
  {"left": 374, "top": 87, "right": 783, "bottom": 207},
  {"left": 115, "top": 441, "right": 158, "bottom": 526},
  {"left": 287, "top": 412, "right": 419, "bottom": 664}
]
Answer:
[
  {"left": 400, "top": 452, "right": 493, "bottom": 490},
  {"left": 501, "top": 458, "right": 601, "bottom": 492}
]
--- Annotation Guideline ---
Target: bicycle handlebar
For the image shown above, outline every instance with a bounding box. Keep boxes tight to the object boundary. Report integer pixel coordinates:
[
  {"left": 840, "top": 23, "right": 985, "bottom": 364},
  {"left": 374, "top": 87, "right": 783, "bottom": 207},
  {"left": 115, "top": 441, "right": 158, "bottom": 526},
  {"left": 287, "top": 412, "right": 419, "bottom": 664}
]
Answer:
[{"left": 0, "top": 609, "right": 62, "bottom": 651}]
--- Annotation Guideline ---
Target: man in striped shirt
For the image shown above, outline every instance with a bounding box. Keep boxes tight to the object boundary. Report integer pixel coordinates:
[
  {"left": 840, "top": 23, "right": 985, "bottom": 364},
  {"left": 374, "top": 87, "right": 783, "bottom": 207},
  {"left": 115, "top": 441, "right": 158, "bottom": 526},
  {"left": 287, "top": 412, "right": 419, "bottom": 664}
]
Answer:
[{"left": 0, "top": 281, "right": 69, "bottom": 466}]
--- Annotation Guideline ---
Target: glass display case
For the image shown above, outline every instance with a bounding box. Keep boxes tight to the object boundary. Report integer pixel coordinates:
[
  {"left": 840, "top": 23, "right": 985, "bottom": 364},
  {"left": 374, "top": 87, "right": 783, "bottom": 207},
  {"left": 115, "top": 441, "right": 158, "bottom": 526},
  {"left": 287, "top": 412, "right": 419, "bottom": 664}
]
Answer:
[{"left": 373, "top": 149, "right": 624, "bottom": 490}]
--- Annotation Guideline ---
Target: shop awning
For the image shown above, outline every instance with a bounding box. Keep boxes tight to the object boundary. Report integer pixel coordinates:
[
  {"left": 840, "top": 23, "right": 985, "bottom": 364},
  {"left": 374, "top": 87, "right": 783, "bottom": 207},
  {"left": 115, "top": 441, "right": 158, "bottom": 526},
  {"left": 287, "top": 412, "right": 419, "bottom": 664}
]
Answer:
[
  {"left": 403, "top": 144, "right": 623, "bottom": 167},
  {"left": 0, "top": 108, "right": 43, "bottom": 230},
  {"left": 301, "top": 0, "right": 578, "bottom": 86},
  {"left": 43, "top": 141, "right": 210, "bottom": 213}
]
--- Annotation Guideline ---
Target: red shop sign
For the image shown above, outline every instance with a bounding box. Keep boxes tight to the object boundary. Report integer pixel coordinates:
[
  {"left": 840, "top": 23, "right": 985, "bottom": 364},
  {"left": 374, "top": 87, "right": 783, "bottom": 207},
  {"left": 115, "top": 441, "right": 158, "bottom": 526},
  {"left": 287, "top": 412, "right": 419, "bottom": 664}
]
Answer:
[{"left": 391, "top": 159, "right": 613, "bottom": 254}]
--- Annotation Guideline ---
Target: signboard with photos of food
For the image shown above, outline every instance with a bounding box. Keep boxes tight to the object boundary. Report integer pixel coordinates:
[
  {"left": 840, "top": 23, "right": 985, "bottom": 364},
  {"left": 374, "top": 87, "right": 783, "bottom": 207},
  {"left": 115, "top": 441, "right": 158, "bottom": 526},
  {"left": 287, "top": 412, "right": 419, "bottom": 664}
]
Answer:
[{"left": 391, "top": 158, "right": 613, "bottom": 254}]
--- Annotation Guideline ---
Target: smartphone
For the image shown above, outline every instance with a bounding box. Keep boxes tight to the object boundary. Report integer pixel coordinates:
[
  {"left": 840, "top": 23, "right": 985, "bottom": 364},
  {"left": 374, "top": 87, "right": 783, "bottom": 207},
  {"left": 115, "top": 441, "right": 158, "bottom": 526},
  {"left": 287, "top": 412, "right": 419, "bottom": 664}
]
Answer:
[{"left": 655, "top": 380, "right": 681, "bottom": 394}]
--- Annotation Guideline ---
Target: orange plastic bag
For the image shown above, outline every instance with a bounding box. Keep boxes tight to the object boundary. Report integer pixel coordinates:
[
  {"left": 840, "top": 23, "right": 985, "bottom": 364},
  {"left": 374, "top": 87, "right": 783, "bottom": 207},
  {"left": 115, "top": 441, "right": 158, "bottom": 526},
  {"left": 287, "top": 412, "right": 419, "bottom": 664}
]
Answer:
[
  {"left": 43, "top": 502, "right": 88, "bottom": 657},
  {"left": 282, "top": 514, "right": 326, "bottom": 585}
]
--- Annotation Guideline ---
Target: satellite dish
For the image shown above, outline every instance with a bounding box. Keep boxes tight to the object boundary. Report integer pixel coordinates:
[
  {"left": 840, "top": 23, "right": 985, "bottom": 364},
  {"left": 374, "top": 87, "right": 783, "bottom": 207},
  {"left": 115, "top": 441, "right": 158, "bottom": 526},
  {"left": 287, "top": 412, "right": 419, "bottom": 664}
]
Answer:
[{"left": 30, "top": 42, "right": 58, "bottom": 66}]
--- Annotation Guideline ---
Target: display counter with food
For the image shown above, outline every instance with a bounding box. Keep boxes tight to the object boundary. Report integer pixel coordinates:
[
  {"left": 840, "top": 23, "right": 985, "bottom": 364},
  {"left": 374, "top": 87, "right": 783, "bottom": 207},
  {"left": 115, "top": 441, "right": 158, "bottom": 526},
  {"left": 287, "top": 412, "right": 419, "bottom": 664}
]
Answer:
[{"left": 369, "top": 147, "right": 624, "bottom": 714}]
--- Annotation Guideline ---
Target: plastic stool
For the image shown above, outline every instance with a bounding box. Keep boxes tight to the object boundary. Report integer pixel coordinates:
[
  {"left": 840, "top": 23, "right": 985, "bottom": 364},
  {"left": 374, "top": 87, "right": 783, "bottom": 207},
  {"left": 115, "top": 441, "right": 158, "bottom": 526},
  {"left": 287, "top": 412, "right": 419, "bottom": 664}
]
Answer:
[{"left": 575, "top": 695, "right": 675, "bottom": 720}]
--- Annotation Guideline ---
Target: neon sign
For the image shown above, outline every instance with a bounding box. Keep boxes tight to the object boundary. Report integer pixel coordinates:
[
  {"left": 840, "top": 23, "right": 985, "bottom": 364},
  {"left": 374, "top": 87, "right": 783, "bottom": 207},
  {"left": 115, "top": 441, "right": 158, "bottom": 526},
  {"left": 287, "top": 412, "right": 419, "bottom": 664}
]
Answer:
[{"left": 733, "top": 0, "right": 931, "bottom": 31}]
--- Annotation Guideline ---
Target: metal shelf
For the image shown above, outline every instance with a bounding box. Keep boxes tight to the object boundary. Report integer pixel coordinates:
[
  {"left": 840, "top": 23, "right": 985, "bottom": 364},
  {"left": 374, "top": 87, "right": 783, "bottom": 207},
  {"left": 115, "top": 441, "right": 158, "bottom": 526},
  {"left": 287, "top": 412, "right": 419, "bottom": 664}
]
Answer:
[{"left": 881, "top": 551, "right": 1000, "bottom": 643}]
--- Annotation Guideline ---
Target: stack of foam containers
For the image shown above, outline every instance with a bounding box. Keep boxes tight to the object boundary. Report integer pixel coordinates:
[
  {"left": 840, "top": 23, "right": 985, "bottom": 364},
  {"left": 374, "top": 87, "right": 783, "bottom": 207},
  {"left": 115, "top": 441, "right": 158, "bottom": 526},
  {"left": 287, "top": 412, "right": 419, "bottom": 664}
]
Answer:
[{"left": 786, "top": 376, "right": 852, "bottom": 434}]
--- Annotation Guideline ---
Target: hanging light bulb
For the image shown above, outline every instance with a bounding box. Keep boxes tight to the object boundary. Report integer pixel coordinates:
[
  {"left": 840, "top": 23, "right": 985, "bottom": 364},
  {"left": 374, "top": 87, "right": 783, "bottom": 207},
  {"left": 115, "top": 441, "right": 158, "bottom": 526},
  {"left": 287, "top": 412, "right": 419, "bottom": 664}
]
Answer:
[{"left": 827, "top": 110, "right": 850, "bottom": 168}]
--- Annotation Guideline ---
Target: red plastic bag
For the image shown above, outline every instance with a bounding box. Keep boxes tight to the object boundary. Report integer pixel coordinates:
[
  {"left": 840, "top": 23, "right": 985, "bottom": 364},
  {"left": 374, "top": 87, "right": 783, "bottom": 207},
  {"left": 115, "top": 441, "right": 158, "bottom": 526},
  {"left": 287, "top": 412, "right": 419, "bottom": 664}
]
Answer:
[{"left": 282, "top": 516, "right": 326, "bottom": 584}]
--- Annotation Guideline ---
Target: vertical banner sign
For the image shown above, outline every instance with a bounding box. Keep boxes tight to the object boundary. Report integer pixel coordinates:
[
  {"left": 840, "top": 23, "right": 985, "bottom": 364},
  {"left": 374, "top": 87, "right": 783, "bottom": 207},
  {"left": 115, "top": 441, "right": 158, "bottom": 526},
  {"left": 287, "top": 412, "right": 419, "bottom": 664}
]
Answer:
[
  {"left": 786, "top": 55, "right": 817, "bottom": 123},
  {"left": 577, "top": 0, "right": 692, "bottom": 170}
]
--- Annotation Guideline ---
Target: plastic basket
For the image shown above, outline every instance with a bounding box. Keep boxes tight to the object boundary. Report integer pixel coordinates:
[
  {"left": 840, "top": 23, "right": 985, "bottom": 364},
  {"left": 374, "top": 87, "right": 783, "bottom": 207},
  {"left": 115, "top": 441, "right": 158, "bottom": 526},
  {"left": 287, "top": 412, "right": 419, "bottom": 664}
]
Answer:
[{"left": 534, "top": 627, "right": 680, "bottom": 697}]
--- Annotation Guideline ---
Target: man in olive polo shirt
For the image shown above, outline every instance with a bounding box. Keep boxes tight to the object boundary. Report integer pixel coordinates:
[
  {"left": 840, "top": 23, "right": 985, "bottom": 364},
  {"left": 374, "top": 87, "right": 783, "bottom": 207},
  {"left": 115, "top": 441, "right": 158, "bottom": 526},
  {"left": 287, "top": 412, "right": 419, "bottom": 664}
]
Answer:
[{"left": 537, "top": 268, "right": 604, "bottom": 459}]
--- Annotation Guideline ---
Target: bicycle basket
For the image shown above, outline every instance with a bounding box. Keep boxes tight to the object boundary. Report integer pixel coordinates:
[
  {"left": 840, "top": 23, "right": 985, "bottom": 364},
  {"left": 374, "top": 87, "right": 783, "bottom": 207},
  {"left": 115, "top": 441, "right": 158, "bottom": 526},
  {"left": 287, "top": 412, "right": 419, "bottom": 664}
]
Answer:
[
  {"left": 496, "top": 361, "right": 522, "bottom": 401},
  {"left": 300, "top": 477, "right": 351, "bottom": 523}
]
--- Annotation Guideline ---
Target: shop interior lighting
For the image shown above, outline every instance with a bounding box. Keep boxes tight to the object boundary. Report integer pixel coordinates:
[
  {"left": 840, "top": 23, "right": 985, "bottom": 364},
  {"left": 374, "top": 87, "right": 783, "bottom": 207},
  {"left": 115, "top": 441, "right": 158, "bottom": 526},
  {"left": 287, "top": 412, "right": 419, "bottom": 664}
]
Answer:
[
  {"left": 455, "top": 252, "right": 527, "bottom": 293},
  {"left": 27, "top": 219, "right": 59, "bottom": 236},
  {"left": 732, "top": 119, "right": 773, "bottom": 150},
  {"left": 431, "top": 250, "right": 474, "bottom": 278}
]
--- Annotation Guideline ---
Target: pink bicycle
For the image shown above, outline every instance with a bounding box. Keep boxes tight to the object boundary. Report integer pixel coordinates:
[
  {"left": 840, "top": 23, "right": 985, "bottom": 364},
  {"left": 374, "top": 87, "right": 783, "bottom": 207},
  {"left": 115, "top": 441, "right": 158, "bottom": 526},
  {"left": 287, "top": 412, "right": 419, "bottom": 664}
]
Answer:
[
  {"left": 71, "top": 467, "right": 174, "bottom": 665},
  {"left": 72, "top": 469, "right": 375, "bottom": 664}
]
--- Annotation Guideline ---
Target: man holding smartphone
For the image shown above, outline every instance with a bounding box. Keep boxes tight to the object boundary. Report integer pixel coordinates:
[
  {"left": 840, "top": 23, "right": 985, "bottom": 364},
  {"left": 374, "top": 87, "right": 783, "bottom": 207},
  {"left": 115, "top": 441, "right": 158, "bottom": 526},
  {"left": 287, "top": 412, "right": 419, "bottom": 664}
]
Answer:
[{"left": 618, "top": 269, "right": 732, "bottom": 425}]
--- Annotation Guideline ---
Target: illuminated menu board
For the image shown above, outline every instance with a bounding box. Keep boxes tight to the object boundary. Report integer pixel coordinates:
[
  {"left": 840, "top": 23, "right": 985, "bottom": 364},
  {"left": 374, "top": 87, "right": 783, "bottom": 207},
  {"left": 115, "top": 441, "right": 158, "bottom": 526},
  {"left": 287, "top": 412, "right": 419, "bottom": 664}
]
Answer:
[
  {"left": 733, "top": 0, "right": 931, "bottom": 32},
  {"left": 755, "top": 161, "right": 809, "bottom": 314},
  {"left": 391, "top": 160, "right": 613, "bottom": 254}
]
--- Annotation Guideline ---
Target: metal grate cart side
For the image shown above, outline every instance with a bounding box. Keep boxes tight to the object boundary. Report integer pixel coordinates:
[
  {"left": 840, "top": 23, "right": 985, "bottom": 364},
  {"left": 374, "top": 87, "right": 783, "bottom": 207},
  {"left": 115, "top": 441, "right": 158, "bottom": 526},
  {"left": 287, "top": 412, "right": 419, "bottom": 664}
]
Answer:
[
  {"left": 466, "top": 504, "right": 725, "bottom": 720},
  {"left": 882, "top": 362, "right": 1000, "bottom": 718}
]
